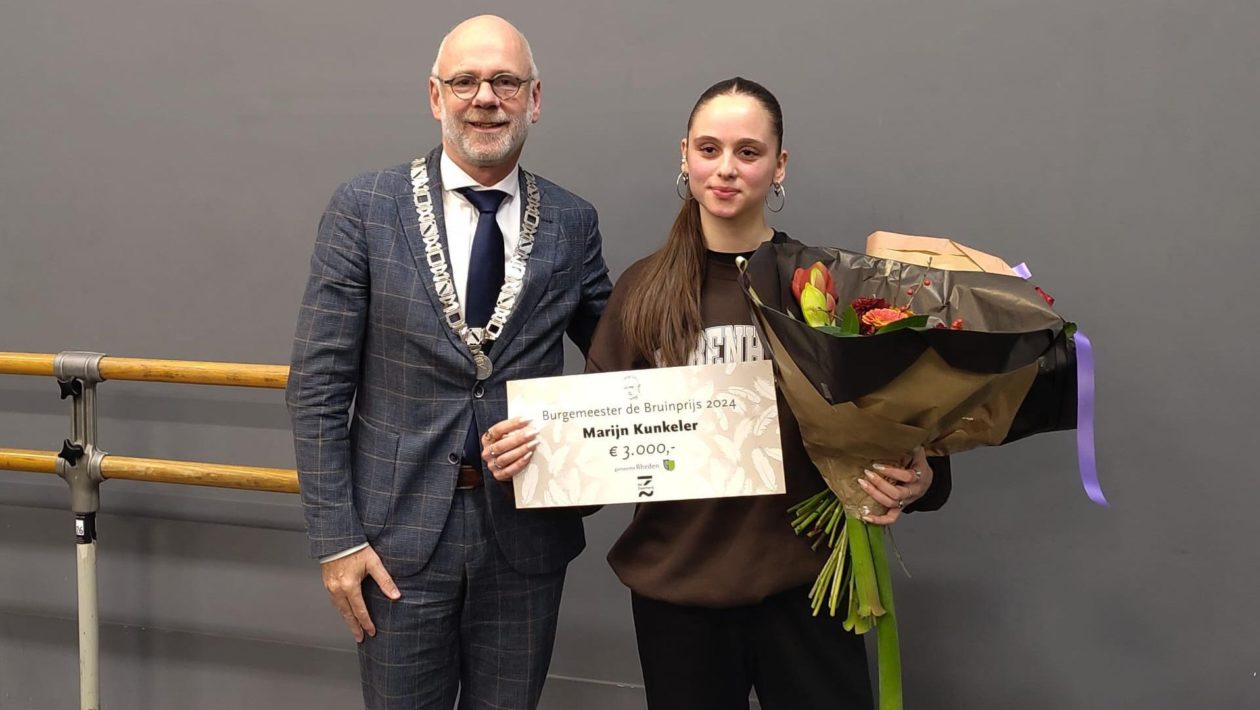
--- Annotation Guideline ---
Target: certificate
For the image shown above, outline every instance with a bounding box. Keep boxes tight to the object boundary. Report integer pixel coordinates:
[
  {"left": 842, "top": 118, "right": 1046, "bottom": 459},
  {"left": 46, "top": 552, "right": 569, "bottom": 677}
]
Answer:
[{"left": 507, "top": 360, "right": 785, "bottom": 508}]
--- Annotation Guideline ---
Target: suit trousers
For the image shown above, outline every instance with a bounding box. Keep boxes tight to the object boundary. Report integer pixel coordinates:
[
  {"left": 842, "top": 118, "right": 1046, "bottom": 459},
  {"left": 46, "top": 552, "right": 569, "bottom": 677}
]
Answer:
[
  {"left": 359, "top": 488, "right": 566, "bottom": 710},
  {"left": 631, "top": 585, "right": 874, "bottom": 710}
]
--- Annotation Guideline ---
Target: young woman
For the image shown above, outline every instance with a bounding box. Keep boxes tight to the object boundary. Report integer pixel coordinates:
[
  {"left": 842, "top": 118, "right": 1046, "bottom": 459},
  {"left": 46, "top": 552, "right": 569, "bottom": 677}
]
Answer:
[{"left": 483, "top": 77, "right": 951, "bottom": 710}]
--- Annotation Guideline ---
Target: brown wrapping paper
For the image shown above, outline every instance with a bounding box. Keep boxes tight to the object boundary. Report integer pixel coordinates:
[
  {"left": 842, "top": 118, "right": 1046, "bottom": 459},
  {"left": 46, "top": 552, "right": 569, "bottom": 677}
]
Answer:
[{"left": 865, "top": 231, "right": 1019, "bottom": 275}]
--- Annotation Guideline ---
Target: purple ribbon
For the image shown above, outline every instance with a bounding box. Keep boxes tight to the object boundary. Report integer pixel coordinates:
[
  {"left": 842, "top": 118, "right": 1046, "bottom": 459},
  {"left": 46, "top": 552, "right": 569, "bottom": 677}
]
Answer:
[
  {"left": 1073, "top": 330, "right": 1108, "bottom": 507},
  {"left": 1011, "top": 263, "right": 1107, "bottom": 506}
]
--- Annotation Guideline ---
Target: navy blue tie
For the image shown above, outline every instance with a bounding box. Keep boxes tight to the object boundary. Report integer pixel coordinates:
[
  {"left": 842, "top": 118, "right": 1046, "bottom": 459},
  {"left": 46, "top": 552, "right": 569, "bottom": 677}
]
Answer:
[
  {"left": 457, "top": 187, "right": 509, "bottom": 465},
  {"left": 458, "top": 188, "right": 509, "bottom": 328}
]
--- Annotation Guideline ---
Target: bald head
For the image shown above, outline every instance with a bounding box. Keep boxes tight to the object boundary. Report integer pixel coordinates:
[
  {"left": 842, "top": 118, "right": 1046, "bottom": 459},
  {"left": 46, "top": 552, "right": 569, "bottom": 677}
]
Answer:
[
  {"left": 431, "top": 15, "right": 538, "bottom": 80},
  {"left": 427, "top": 15, "right": 542, "bottom": 184}
]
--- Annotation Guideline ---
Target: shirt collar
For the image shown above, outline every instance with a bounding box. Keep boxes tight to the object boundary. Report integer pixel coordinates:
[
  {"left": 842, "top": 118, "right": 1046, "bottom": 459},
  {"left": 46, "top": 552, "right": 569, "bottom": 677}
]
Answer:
[{"left": 440, "top": 150, "right": 520, "bottom": 199}]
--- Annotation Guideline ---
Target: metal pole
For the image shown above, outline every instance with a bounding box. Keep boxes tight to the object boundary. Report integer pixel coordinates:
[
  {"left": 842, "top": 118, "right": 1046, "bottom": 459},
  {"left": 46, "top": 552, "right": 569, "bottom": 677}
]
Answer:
[
  {"left": 55, "top": 352, "right": 106, "bottom": 710},
  {"left": 76, "top": 513, "right": 100, "bottom": 710}
]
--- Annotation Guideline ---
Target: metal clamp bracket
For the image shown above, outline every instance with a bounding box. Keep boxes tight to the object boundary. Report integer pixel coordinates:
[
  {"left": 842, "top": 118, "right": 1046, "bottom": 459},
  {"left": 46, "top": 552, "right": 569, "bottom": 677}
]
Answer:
[{"left": 53, "top": 352, "right": 107, "bottom": 515}]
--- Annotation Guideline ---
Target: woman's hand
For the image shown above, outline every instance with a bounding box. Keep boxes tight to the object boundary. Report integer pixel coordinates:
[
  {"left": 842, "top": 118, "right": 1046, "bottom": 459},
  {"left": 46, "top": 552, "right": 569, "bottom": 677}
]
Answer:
[
  {"left": 480, "top": 417, "right": 539, "bottom": 481},
  {"left": 858, "top": 446, "right": 933, "bottom": 525}
]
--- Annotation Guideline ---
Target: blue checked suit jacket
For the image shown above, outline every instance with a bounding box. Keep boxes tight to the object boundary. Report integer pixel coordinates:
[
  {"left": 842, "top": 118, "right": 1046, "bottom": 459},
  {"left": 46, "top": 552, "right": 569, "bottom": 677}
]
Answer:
[{"left": 286, "top": 147, "right": 612, "bottom": 577}]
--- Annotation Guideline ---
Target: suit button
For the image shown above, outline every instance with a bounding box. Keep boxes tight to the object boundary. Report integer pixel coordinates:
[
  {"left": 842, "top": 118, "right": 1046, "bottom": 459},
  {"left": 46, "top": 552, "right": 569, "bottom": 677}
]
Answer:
[
  {"left": 472, "top": 383, "right": 485, "bottom": 399},
  {"left": 448, "top": 452, "right": 460, "bottom": 464}
]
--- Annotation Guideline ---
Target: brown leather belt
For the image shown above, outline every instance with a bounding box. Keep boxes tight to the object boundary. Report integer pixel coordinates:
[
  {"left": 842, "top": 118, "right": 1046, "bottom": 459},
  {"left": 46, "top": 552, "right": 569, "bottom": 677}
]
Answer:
[{"left": 456, "top": 464, "right": 484, "bottom": 490}]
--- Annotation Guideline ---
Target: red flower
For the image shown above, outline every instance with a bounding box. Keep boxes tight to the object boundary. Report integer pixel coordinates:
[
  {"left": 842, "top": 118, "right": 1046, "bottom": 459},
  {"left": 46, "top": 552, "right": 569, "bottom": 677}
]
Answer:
[
  {"left": 792, "top": 262, "right": 837, "bottom": 303},
  {"left": 1034, "top": 286, "right": 1055, "bottom": 307},
  {"left": 793, "top": 262, "right": 840, "bottom": 326},
  {"left": 850, "top": 296, "right": 890, "bottom": 318}
]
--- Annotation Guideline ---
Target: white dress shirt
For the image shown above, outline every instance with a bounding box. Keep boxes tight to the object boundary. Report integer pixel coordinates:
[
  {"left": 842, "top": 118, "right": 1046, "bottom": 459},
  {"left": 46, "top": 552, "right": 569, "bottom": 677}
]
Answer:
[{"left": 439, "top": 151, "right": 521, "bottom": 320}]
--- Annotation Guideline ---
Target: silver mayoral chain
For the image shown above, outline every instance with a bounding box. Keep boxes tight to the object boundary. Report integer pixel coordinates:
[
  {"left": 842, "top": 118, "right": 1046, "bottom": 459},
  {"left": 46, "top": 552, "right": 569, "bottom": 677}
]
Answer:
[{"left": 410, "top": 157, "right": 541, "bottom": 380}]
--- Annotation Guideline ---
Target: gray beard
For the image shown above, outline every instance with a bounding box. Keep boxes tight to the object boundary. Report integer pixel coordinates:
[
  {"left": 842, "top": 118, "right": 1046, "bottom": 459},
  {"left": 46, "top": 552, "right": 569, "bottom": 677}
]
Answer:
[{"left": 441, "top": 101, "right": 532, "bottom": 168}]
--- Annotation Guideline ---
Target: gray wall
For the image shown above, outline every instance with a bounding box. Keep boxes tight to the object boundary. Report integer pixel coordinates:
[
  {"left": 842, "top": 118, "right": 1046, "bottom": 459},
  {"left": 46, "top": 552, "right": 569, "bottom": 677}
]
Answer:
[{"left": 2, "top": 0, "right": 1258, "bottom": 708}]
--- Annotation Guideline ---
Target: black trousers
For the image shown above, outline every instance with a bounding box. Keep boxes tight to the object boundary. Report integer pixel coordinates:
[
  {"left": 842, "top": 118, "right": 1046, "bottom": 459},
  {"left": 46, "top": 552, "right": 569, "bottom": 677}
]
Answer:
[{"left": 631, "top": 585, "right": 874, "bottom": 710}]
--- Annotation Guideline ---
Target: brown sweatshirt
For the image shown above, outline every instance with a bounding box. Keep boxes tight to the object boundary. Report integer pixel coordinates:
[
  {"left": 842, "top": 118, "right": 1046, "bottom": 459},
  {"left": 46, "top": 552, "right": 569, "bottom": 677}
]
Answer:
[{"left": 586, "top": 233, "right": 952, "bottom": 607}]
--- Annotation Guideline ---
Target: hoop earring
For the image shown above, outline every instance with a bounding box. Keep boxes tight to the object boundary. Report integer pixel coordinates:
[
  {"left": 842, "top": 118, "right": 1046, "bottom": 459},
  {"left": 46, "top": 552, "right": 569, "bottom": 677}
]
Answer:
[
  {"left": 766, "top": 182, "right": 786, "bottom": 212},
  {"left": 675, "top": 171, "right": 692, "bottom": 201}
]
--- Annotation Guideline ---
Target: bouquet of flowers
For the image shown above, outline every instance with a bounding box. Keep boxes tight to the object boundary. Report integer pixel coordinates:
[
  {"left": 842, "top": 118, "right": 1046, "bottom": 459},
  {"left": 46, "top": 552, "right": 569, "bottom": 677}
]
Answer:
[{"left": 738, "top": 235, "right": 1093, "bottom": 710}]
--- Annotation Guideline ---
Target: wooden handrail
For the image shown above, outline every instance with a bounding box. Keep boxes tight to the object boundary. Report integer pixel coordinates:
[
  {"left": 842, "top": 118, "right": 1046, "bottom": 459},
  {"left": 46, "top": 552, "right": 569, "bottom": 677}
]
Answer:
[
  {"left": 98, "top": 358, "right": 289, "bottom": 389},
  {"left": 1, "top": 351, "right": 298, "bottom": 708},
  {"left": 101, "top": 456, "right": 298, "bottom": 494},
  {"left": 0, "top": 448, "right": 60, "bottom": 475},
  {"left": 0, "top": 447, "right": 299, "bottom": 494},
  {"left": 0, "top": 353, "right": 55, "bottom": 377},
  {"left": 0, "top": 352, "right": 288, "bottom": 389}
]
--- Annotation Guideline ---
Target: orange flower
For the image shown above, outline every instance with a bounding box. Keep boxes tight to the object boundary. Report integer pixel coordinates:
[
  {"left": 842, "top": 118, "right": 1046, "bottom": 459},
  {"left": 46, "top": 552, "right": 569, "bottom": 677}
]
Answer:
[{"left": 861, "top": 307, "right": 912, "bottom": 330}]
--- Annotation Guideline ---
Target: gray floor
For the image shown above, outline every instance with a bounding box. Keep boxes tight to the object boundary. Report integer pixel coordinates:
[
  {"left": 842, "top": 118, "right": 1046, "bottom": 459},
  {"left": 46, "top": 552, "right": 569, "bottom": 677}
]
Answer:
[
  {"left": 0, "top": 610, "right": 671, "bottom": 710},
  {"left": 0, "top": 490, "right": 656, "bottom": 710}
]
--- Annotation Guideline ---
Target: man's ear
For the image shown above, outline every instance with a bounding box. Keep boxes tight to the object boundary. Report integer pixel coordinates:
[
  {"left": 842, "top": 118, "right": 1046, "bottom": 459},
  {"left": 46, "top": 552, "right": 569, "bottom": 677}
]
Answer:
[
  {"left": 529, "top": 79, "right": 542, "bottom": 123},
  {"left": 428, "top": 77, "right": 443, "bottom": 122}
]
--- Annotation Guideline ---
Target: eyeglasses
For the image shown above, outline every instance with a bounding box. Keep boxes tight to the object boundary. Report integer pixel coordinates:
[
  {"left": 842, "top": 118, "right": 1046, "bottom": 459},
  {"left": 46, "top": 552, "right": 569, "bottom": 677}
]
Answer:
[{"left": 438, "top": 73, "right": 533, "bottom": 100}]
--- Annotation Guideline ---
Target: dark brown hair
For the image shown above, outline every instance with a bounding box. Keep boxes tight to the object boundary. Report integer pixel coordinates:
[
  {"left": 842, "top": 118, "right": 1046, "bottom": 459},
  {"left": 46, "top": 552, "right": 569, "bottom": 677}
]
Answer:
[{"left": 620, "top": 77, "right": 784, "bottom": 366}]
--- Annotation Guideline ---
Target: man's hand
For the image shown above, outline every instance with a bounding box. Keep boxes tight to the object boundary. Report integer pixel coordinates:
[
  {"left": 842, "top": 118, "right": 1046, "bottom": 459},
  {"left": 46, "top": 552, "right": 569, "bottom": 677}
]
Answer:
[
  {"left": 321, "top": 546, "right": 400, "bottom": 642},
  {"left": 480, "top": 417, "right": 539, "bottom": 481}
]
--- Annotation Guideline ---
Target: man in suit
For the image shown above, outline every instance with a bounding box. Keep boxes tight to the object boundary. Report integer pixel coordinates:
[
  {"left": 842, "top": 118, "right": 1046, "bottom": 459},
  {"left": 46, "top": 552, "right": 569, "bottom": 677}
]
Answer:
[{"left": 285, "top": 15, "right": 612, "bottom": 709}]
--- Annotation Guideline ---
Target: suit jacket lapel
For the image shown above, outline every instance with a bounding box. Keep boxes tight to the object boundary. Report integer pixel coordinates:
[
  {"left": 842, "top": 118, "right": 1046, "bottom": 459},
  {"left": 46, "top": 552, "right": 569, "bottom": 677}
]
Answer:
[{"left": 393, "top": 146, "right": 473, "bottom": 361}]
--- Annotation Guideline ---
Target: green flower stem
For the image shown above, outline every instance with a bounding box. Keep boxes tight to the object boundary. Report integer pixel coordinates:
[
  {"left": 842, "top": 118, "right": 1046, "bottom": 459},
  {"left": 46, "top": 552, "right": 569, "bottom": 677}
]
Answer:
[
  {"left": 828, "top": 507, "right": 844, "bottom": 546},
  {"left": 810, "top": 539, "right": 842, "bottom": 616},
  {"left": 810, "top": 539, "right": 838, "bottom": 597},
  {"left": 789, "top": 489, "right": 831, "bottom": 517},
  {"left": 844, "top": 567, "right": 872, "bottom": 634},
  {"left": 803, "top": 497, "right": 839, "bottom": 534},
  {"left": 845, "top": 516, "right": 885, "bottom": 620},
  {"left": 845, "top": 571, "right": 862, "bottom": 632},
  {"left": 869, "top": 525, "right": 903, "bottom": 710},
  {"left": 823, "top": 501, "right": 844, "bottom": 536},
  {"left": 793, "top": 511, "right": 822, "bottom": 534},
  {"left": 828, "top": 527, "right": 848, "bottom": 616}
]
